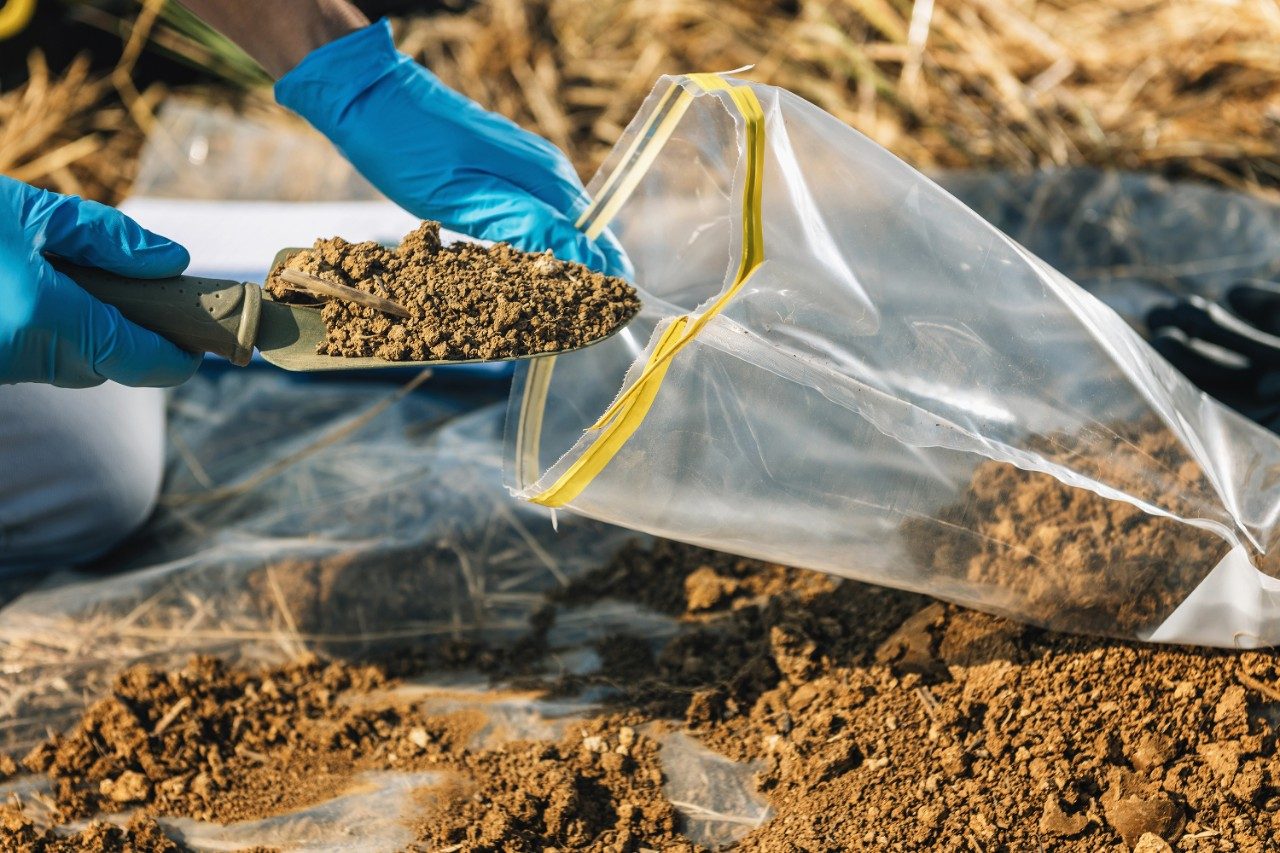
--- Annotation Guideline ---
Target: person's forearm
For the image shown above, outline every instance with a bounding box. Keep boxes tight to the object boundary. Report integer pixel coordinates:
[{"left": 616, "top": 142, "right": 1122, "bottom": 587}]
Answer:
[{"left": 178, "top": 0, "right": 369, "bottom": 78}]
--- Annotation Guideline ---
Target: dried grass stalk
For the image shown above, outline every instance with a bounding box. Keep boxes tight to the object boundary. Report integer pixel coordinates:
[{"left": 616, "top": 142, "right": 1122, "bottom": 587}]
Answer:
[{"left": 0, "top": 51, "right": 145, "bottom": 202}]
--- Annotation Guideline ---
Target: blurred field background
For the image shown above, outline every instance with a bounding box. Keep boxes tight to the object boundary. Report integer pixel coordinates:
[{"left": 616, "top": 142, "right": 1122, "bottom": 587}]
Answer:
[{"left": 4, "top": 0, "right": 1280, "bottom": 205}]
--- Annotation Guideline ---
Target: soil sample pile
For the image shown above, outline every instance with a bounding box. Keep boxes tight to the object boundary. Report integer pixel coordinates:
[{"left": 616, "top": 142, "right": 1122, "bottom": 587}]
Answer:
[
  {"left": 265, "top": 222, "right": 640, "bottom": 362},
  {"left": 7, "top": 653, "right": 698, "bottom": 851},
  {"left": 904, "top": 421, "right": 1229, "bottom": 635},
  {"left": 560, "top": 541, "right": 1280, "bottom": 851},
  {"left": 8, "top": 539, "right": 1280, "bottom": 850}
]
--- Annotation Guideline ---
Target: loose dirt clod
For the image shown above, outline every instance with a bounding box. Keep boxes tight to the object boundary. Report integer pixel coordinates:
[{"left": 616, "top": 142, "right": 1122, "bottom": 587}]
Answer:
[
  {"left": 0, "top": 810, "right": 184, "bottom": 853},
  {"left": 265, "top": 222, "right": 640, "bottom": 362}
]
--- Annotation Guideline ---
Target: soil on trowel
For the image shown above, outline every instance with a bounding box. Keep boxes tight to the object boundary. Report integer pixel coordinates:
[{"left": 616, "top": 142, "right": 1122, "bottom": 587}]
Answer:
[
  {"left": 264, "top": 221, "right": 640, "bottom": 362},
  {"left": 903, "top": 420, "right": 1229, "bottom": 636}
]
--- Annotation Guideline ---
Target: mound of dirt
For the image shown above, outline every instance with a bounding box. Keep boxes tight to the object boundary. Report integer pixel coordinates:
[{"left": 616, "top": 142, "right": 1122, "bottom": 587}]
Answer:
[
  {"left": 10, "top": 651, "right": 696, "bottom": 852},
  {"left": 20, "top": 654, "right": 410, "bottom": 823},
  {"left": 265, "top": 222, "right": 640, "bottom": 362},
  {"left": 6, "top": 537, "right": 1280, "bottom": 851},
  {"left": 560, "top": 541, "right": 1280, "bottom": 852}
]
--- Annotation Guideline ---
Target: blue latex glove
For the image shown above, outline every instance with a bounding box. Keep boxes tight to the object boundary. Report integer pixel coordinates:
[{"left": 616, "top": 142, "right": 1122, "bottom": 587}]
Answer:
[
  {"left": 275, "top": 19, "right": 631, "bottom": 279},
  {"left": 0, "top": 176, "right": 202, "bottom": 387}
]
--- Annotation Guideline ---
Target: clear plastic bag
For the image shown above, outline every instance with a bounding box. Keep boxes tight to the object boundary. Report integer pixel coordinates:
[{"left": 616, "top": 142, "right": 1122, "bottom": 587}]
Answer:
[{"left": 506, "top": 74, "right": 1280, "bottom": 647}]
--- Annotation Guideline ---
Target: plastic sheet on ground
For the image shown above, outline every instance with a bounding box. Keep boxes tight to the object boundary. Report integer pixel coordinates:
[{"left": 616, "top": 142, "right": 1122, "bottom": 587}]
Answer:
[{"left": 507, "top": 74, "right": 1280, "bottom": 647}]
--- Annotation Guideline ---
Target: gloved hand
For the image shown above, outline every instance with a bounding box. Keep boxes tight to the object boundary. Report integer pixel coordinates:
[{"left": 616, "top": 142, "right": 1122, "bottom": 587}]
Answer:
[
  {"left": 1147, "top": 281, "right": 1280, "bottom": 429},
  {"left": 0, "top": 176, "right": 202, "bottom": 387},
  {"left": 275, "top": 19, "right": 631, "bottom": 279}
]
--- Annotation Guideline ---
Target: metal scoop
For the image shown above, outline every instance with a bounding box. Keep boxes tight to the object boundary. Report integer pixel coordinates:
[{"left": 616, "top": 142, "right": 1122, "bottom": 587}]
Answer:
[{"left": 55, "top": 248, "right": 627, "bottom": 371}]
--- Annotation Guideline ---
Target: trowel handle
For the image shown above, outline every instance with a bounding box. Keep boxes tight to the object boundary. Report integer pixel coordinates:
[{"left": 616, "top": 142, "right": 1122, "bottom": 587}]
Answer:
[{"left": 51, "top": 259, "right": 262, "bottom": 367}]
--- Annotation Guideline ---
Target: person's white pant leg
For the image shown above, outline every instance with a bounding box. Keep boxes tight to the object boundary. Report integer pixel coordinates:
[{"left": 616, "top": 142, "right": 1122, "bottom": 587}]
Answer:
[{"left": 0, "top": 383, "right": 165, "bottom": 573}]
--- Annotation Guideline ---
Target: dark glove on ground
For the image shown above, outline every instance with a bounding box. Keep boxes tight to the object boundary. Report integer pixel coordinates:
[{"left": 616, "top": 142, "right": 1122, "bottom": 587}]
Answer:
[{"left": 1147, "top": 281, "right": 1280, "bottom": 429}]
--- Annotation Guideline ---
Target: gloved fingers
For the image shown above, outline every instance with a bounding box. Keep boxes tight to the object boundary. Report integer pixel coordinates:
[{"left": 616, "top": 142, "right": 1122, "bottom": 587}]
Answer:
[
  {"left": 1148, "top": 325, "right": 1259, "bottom": 397},
  {"left": 587, "top": 224, "right": 635, "bottom": 282},
  {"left": 419, "top": 156, "right": 634, "bottom": 278},
  {"left": 511, "top": 169, "right": 636, "bottom": 280},
  {"left": 43, "top": 265, "right": 203, "bottom": 388},
  {"left": 431, "top": 181, "right": 634, "bottom": 279},
  {"left": 1146, "top": 296, "right": 1280, "bottom": 371},
  {"left": 496, "top": 143, "right": 645, "bottom": 278},
  {"left": 21, "top": 184, "right": 189, "bottom": 278},
  {"left": 1226, "top": 281, "right": 1280, "bottom": 337}
]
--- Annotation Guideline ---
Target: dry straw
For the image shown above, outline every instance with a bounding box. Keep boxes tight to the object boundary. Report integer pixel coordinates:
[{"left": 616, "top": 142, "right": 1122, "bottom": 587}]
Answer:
[
  {"left": 402, "top": 0, "right": 1280, "bottom": 197},
  {"left": 6, "top": 0, "right": 1280, "bottom": 201},
  {"left": 0, "top": 51, "right": 146, "bottom": 203}
]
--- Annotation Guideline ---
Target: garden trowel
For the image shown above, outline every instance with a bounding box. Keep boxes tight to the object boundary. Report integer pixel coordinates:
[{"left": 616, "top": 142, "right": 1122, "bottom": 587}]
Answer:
[{"left": 54, "top": 248, "right": 625, "bottom": 371}]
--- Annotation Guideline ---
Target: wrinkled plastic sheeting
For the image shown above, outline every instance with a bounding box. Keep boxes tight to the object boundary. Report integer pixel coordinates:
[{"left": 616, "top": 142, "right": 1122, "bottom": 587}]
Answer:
[
  {"left": 0, "top": 371, "right": 633, "bottom": 752},
  {"left": 660, "top": 730, "right": 773, "bottom": 848},
  {"left": 131, "top": 99, "right": 383, "bottom": 202},
  {"left": 160, "top": 770, "right": 447, "bottom": 852}
]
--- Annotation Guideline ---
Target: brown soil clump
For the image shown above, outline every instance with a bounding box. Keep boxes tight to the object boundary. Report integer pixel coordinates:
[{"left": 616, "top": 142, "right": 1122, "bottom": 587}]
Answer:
[
  {"left": 265, "top": 222, "right": 640, "bottom": 362},
  {"left": 414, "top": 716, "right": 699, "bottom": 852},
  {"left": 905, "top": 421, "right": 1228, "bottom": 635},
  {"left": 0, "top": 810, "right": 185, "bottom": 852}
]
